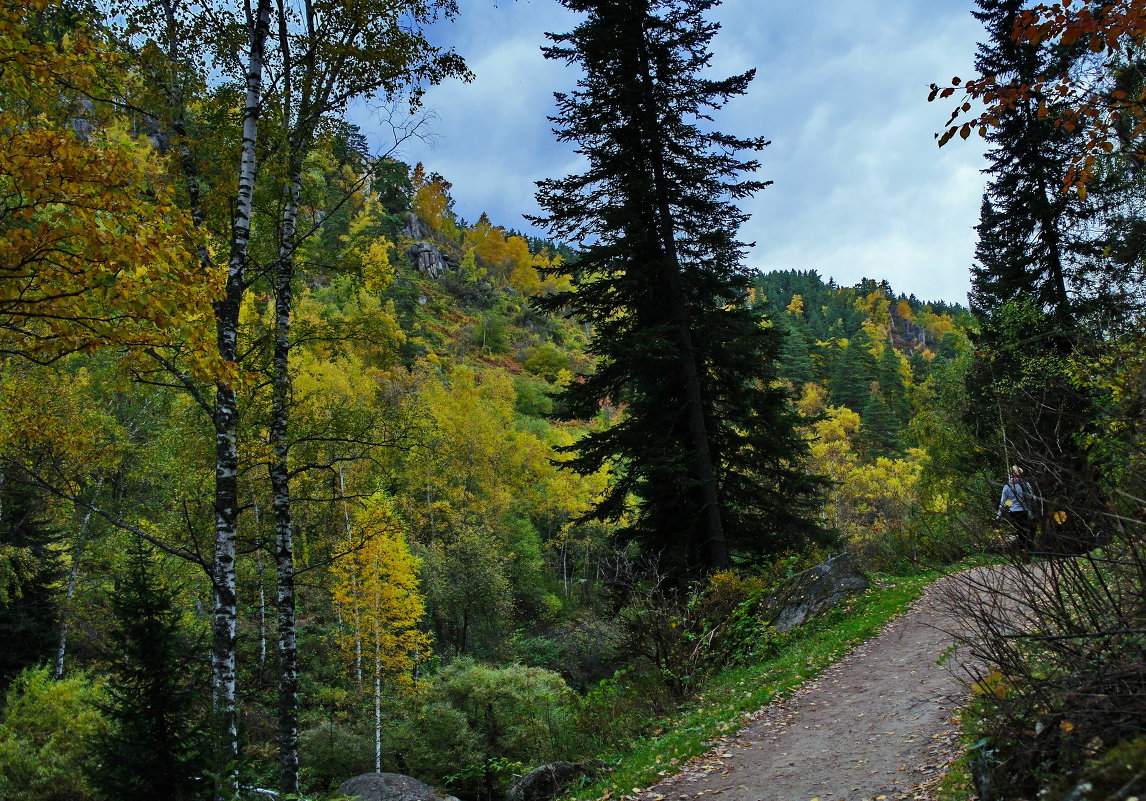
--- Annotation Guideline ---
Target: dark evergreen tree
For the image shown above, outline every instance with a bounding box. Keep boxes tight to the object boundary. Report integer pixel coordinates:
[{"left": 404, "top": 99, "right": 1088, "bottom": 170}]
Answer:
[
  {"left": 776, "top": 314, "right": 815, "bottom": 386},
  {"left": 829, "top": 328, "right": 877, "bottom": 413},
  {"left": 875, "top": 344, "right": 911, "bottom": 426},
  {"left": 965, "top": 0, "right": 1107, "bottom": 548},
  {"left": 533, "top": 0, "right": 829, "bottom": 575},
  {"left": 859, "top": 389, "right": 902, "bottom": 458},
  {"left": 969, "top": 0, "right": 1081, "bottom": 323},
  {"left": 0, "top": 478, "right": 60, "bottom": 690},
  {"left": 93, "top": 539, "right": 207, "bottom": 801}
]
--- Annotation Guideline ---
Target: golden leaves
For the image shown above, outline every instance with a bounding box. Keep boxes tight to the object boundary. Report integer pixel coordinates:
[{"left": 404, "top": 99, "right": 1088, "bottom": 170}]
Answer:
[{"left": 0, "top": 0, "right": 221, "bottom": 371}]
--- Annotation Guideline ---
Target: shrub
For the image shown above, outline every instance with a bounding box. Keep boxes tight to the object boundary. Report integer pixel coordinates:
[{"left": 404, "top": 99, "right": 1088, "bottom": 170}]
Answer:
[
  {"left": 423, "top": 659, "right": 572, "bottom": 800},
  {"left": 298, "top": 721, "right": 374, "bottom": 793},
  {"left": 0, "top": 666, "right": 108, "bottom": 801}
]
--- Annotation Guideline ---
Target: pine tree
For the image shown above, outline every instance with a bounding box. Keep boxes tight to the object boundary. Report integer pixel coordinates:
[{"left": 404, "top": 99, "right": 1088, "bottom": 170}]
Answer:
[
  {"left": 93, "top": 539, "right": 206, "bottom": 801},
  {"left": 533, "top": 0, "right": 828, "bottom": 576}
]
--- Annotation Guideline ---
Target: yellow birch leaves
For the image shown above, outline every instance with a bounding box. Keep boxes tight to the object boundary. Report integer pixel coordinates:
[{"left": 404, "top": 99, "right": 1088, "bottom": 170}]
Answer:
[{"left": 330, "top": 495, "right": 429, "bottom": 692}]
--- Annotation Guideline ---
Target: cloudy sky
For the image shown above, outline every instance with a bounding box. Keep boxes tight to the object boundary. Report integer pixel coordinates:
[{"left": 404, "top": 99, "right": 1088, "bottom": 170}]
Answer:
[{"left": 352, "top": 0, "right": 990, "bottom": 305}]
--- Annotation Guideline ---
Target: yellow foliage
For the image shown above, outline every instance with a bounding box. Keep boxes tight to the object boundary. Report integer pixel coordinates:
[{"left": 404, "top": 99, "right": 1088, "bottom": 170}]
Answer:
[
  {"left": 796, "top": 382, "right": 829, "bottom": 417},
  {"left": 330, "top": 494, "right": 430, "bottom": 692},
  {"left": 0, "top": 1, "right": 220, "bottom": 370},
  {"left": 341, "top": 194, "right": 397, "bottom": 292},
  {"left": 411, "top": 164, "right": 458, "bottom": 240},
  {"left": 786, "top": 294, "right": 805, "bottom": 317},
  {"left": 803, "top": 406, "right": 926, "bottom": 543}
]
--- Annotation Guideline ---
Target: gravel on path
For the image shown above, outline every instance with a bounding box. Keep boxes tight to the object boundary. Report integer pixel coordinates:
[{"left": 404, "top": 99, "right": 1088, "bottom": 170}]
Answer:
[{"left": 629, "top": 574, "right": 980, "bottom": 801}]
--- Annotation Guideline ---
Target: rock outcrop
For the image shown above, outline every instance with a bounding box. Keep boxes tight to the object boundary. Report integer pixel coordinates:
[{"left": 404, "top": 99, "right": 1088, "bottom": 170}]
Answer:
[
  {"left": 763, "top": 553, "right": 869, "bottom": 632},
  {"left": 405, "top": 241, "right": 458, "bottom": 279}
]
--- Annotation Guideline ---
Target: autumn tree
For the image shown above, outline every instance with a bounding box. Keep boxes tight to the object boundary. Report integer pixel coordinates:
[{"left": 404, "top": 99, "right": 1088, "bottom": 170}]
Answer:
[
  {"left": 0, "top": 0, "right": 217, "bottom": 367},
  {"left": 534, "top": 0, "right": 827, "bottom": 577},
  {"left": 330, "top": 496, "right": 429, "bottom": 773}
]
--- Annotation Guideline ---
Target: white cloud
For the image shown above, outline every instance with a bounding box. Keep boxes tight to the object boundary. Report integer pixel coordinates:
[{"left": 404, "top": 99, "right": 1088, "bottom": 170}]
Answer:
[{"left": 364, "top": 0, "right": 991, "bottom": 304}]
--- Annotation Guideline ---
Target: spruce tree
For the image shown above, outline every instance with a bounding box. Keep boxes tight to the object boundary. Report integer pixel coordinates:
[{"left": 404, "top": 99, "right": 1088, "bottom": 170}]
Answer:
[
  {"left": 93, "top": 539, "right": 207, "bottom": 801},
  {"left": 966, "top": 0, "right": 1106, "bottom": 545},
  {"left": 534, "top": 0, "right": 828, "bottom": 576}
]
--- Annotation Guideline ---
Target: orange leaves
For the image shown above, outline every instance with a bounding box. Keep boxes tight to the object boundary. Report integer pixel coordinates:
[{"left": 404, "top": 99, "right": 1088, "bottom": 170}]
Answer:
[
  {"left": 0, "top": 0, "right": 221, "bottom": 371},
  {"left": 932, "top": 0, "right": 1146, "bottom": 190}
]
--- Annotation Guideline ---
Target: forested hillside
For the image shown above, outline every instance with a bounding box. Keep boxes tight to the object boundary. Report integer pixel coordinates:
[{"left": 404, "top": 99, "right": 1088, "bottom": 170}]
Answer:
[{"left": 3, "top": 0, "right": 1146, "bottom": 800}]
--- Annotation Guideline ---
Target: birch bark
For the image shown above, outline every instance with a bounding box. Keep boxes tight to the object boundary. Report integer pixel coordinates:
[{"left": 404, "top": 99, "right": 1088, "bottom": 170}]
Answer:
[{"left": 211, "top": 1, "right": 271, "bottom": 796}]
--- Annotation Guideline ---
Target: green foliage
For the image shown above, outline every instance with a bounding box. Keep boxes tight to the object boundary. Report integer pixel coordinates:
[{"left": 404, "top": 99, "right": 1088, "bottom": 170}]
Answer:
[
  {"left": 522, "top": 343, "right": 572, "bottom": 382},
  {"left": 513, "top": 374, "right": 555, "bottom": 418},
  {"left": 471, "top": 312, "right": 510, "bottom": 354},
  {"left": 298, "top": 722, "right": 373, "bottom": 792},
  {"left": 0, "top": 666, "right": 107, "bottom": 801},
  {"left": 425, "top": 659, "right": 572, "bottom": 798}
]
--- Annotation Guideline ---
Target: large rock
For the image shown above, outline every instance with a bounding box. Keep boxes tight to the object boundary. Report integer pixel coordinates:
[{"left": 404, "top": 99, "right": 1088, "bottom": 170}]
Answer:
[
  {"left": 507, "top": 762, "right": 598, "bottom": 801},
  {"left": 406, "top": 241, "right": 458, "bottom": 279},
  {"left": 335, "top": 772, "right": 449, "bottom": 801},
  {"left": 764, "top": 553, "right": 869, "bottom": 632}
]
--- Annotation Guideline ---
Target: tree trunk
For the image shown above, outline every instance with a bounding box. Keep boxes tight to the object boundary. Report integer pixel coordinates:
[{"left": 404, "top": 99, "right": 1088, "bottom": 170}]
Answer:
[
  {"left": 212, "top": 2, "right": 270, "bottom": 796},
  {"left": 53, "top": 504, "right": 93, "bottom": 679},
  {"left": 633, "top": 12, "right": 728, "bottom": 569},
  {"left": 269, "top": 150, "right": 303, "bottom": 796}
]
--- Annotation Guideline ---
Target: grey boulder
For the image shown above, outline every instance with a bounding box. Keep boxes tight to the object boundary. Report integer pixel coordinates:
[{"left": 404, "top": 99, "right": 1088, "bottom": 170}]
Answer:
[
  {"left": 336, "top": 772, "right": 453, "bottom": 801},
  {"left": 764, "top": 553, "right": 870, "bottom": 632}
]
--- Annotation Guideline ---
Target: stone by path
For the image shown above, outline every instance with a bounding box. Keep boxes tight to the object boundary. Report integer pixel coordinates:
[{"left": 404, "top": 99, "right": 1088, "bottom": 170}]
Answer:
[{"left": 630, "top": 574, "right": 981, "bottom": 801}]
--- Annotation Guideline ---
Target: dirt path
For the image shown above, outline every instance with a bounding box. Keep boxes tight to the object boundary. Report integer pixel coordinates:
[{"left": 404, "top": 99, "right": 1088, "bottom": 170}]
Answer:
[{"left": 631, "top": 575, "right": 980, "bottom": 801}]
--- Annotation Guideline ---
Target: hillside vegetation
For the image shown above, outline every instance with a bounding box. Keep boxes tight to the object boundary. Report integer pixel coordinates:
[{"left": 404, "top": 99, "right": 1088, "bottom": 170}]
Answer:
[{"left": 3, "top": 0, "right": 1146, "bottom": 800}]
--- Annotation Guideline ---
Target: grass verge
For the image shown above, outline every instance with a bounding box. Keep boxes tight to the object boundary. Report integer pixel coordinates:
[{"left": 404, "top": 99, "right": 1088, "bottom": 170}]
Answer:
[{"left": 567, "top": 572, "right": 940, "bottom": 801}]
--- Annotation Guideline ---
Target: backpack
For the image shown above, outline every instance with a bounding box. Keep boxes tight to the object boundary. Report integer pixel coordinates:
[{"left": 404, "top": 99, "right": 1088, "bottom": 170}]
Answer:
[{"left": 1015, "top": 481, "right": 1037, "bottom": 520}]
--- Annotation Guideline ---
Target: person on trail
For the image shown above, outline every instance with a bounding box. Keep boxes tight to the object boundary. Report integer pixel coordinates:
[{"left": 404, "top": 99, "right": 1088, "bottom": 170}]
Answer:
[{"left": 998, "top": 465, "right": 1037, "bottom": 557}]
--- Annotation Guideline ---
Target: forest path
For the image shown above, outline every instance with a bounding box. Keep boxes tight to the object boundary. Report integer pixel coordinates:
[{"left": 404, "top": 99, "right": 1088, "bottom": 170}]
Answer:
[{"left": 631, "top": 573, "right": 981, "bottom": 801}]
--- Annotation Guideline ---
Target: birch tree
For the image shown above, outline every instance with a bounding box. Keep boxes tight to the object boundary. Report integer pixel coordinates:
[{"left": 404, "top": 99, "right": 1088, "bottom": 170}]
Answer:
[{"left": 330, "top": 495, "right": 429, "bottom": 773}]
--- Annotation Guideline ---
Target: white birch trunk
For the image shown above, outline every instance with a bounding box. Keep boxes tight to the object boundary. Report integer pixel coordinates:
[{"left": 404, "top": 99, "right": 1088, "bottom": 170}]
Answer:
[
  {"left": 212, "top": 2, "right": 271, "bottom": 797},
  {"left": 374, "top": 635, "right": 382, "bottom": 773},
  {"left": 269, "top": 149, "right": 303, "bottom": 796}
]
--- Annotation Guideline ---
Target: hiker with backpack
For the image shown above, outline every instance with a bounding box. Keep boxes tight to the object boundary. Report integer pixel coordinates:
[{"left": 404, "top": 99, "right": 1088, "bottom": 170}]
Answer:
[{"left": 998, "top": 465, "right": 1038, "bottom": 558}]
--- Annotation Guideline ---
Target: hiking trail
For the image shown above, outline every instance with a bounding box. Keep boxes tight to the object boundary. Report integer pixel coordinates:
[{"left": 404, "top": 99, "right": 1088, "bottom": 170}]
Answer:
[{"left": 630, "top": 574, "right": 980, "bottom": 801}]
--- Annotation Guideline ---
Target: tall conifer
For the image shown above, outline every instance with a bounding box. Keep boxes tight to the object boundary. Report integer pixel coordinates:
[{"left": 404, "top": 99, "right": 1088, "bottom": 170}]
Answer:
[
  {"left": 969, "top": 0, "right": 1081, "bottom": 325},
  {"left": 966, "top": 0, "right": 1105, "bottom": 544},
  {"left": 534, "top": 0, "right": 828, "bottom": 576}
]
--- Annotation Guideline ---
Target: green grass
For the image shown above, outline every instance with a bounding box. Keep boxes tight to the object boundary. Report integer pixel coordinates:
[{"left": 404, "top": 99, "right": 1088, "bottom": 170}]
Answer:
[{"left": 566, "top": 572, "right": 940, "bottom": 801}]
